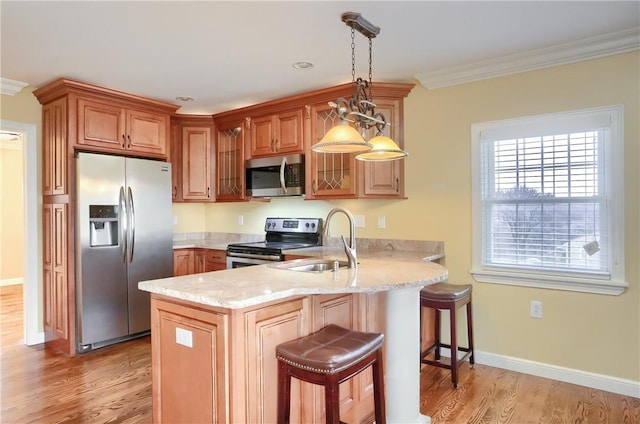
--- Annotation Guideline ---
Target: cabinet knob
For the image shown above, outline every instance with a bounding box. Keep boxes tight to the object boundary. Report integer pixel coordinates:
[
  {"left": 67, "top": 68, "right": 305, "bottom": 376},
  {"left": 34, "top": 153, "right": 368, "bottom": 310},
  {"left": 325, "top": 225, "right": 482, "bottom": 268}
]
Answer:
[
  {"left": 312, "top": 180, "right": 317, "bottom": 194},
  {"left": 396, "top": 178, "right": 399, "bottom": 192},
  {"left": 127, "top": 134, "right": 131, "bottom": 149},
  {"left": 207, "top": 187, "right": 210, "bottom": 198},
  {"left": 122, "top": 134, "right": 126, "bottom": 148}
]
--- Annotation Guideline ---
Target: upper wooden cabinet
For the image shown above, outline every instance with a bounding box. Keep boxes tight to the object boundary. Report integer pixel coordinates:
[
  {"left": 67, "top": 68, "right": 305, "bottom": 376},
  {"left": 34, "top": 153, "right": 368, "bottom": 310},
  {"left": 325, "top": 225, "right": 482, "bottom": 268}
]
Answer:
[
  {"left": 170, "top": 115, "right": 215, "bottom": 203},
  {"left": 307, "top": 102, "right": 358, "bottom": 198},
  {"left": 249, "top": 109, "right": 304, "bottom": 158},
  {"left": 77, "top": 98, "right": 169, "bottom": 157},
  {"left": 215, "top": 119, "right": 246, "bottom": 202},
  {"left": 358, "top": 98, "right": 405, "bottom": 198},
  {"left": 34, "top": 79, "right": 178, "bottom": 161},
  {"left": 42, "top": 98, "right": 67, "bottom": 196},
  {"left": 182, "top": 126, "right": 213, "bottom": 201}
]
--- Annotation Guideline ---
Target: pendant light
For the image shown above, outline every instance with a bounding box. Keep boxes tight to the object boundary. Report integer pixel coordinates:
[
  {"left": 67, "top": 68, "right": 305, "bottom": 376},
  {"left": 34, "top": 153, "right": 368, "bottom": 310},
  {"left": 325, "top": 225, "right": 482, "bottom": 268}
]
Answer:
[{"left": 312, "top": 12, "right": 408, "bottom": 161}]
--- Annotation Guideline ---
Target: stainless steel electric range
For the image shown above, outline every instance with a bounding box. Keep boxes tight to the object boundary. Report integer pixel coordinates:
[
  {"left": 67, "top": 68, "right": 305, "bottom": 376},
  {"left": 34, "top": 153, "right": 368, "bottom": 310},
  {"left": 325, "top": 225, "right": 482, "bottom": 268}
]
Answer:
[{"left": 226, "top": 217, "right": 323, "bottom": 269}]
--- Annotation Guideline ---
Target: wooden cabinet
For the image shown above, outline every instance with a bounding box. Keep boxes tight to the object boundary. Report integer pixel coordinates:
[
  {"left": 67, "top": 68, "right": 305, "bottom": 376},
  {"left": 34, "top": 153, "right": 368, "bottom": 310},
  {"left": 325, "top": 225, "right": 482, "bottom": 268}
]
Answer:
[
  {"left": 42, "top": 98, "right": 67, "bottom": 196},
  {"left": 151, "top": 297, "right": 228, "bottom": 423},
  {"left": 43, "top": 203, "right": 70, "bottom": 344},
  {"left": 250, "top": 109, "right": 303, "bottom": 157},
  {"left": 34, "top": 79, "right": 179, "bottom": 355},
  {"left": 170, "top": 116, "right": 215, "bottom": 202},
  {"left": 173, "top": 248, "right": 226, "bottom": 276},
  {"left": 173, "top": 249, "right": 194, "bottom": 277},
  {"left": 215, "top": 119, "right": 246, "bottom": 201},
  {"left": 243, "top": 297, "right": 310, "bottom": 423},
  {"left": 358, "top": 98, "right": 405, "bottom": 198},
  {"left": 306, "top": 83, "right": 413, "bottom": 200},
  {"left": 149, "top": 290, "right": 401, "bottom": 423},
  {"left": 182, "top": 126, "right": 213, "bottom": 201},
  {"left": 205, "top": 249, "right": 227, "bottom": 272},
  {"left": 307, "top": 102, "right": 358, "bottom": 198},
  {"left": 77, "top": 98, "right": 169, "bottom": 157}
]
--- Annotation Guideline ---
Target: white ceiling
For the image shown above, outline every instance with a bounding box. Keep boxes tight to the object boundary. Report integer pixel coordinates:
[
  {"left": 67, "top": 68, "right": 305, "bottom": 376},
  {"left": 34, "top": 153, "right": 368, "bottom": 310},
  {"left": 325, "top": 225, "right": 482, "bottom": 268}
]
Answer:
[{"left": 1, "top": 1, "right": 639, "bottom": 114}]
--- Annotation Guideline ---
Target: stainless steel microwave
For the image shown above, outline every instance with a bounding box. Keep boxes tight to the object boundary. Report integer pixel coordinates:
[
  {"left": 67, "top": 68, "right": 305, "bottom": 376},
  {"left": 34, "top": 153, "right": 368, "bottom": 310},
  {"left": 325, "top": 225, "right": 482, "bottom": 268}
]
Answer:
[{"left": 245, "top": 154, "right": 304, "bottom": 197}]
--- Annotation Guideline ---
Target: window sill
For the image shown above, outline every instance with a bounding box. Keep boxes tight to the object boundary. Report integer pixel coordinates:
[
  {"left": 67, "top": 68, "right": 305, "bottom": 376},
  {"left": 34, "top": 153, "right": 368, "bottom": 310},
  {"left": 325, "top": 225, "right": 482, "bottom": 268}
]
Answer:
[{"left": 470, "top": 268, "right": 628, "bottom": 295}]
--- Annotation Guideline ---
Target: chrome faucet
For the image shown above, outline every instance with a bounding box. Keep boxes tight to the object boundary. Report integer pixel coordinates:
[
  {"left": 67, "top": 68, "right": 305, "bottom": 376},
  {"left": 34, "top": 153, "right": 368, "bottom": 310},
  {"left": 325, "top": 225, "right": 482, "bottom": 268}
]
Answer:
[{"left": 323, "top": 207, "right": 357, "bottom": 268}]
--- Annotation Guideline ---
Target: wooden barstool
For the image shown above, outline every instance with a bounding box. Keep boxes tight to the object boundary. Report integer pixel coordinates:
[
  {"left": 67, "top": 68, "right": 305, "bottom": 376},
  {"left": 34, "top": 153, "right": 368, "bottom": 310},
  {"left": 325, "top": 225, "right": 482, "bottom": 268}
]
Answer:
[
  {"left": 420, "top": 282, "right": 475, "bottom": 388},
  {"left": 276, "top": 324, "right": 386, "bottom": 424}
]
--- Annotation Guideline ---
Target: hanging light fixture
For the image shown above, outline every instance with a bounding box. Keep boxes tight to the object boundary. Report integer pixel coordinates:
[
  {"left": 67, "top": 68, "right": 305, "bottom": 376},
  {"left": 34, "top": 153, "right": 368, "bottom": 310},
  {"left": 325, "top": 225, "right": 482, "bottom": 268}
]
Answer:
[{"left": 312, "top": 11, "right": 408, "bottom": 161}]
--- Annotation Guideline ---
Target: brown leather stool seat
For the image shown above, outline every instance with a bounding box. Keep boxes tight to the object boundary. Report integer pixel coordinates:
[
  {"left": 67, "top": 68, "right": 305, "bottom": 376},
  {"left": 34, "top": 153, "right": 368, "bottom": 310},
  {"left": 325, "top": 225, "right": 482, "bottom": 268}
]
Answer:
[
  {"left": 276, "top": 324, "right": 386, "bottom": 424},
  {"left": 420, "top": 282, "right": 475, "bottom": 388}
]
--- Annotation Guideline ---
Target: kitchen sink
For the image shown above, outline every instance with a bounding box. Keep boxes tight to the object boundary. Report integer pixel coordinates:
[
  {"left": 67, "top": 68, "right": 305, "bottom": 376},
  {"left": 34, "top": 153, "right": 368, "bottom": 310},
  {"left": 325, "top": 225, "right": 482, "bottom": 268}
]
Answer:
[{"left": 270, "top": 258, "right": 349, "bottom": 273}]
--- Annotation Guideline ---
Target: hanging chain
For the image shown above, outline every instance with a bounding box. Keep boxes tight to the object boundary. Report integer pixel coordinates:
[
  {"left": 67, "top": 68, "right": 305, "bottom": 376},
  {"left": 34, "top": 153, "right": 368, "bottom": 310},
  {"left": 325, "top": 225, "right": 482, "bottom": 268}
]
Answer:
[
  {"left": 351, "top": 28, "right": 356, "bottom": 84},
  {"left": 368, "top": 37, "right": 373, "bottom": 101}
]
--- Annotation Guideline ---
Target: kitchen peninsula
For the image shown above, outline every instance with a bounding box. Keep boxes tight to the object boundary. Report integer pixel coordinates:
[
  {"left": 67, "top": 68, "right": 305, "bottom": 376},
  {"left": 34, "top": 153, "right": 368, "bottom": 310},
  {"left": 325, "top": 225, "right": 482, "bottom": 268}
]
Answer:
[{"left": 139, "top": 253, "right": 448, "bottom": 424}]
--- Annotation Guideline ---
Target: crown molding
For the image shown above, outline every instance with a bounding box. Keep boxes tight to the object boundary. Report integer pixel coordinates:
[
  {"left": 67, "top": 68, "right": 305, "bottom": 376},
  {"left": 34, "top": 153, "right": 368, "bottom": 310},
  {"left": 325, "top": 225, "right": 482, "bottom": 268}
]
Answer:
[
  {"left": 416, "top": 27, "right": 640, "bottom": 90},
  {"left": 1, "top": 78, "right": 29, "bottom": 96},
  {"left": 0, "top": 78, "right": 29, "bottom": 96}
]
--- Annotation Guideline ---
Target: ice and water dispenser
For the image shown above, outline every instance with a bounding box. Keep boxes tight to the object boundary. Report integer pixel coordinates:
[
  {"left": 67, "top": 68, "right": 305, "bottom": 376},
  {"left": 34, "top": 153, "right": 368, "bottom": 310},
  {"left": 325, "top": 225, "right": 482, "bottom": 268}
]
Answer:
[{"left": 89, "top": 205, "right": 118, "bottom": 247}]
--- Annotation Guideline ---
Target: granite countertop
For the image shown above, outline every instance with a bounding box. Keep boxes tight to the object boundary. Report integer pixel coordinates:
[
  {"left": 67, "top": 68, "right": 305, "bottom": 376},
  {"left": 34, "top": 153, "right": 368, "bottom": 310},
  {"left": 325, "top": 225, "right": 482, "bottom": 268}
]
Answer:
[
  {"left": 172, "top": 233, "right": 444, "bottom": 263},
  {"left": 139, "top": 257, "right": 448, "bottom": 310}
]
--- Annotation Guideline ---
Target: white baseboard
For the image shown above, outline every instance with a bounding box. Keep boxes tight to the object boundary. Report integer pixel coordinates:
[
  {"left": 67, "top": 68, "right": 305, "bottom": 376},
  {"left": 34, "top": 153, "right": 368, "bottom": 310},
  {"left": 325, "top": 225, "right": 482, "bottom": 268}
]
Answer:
[
  {"left": 436, "top": 348, "right": 640, "bottom": 398},
  {"left": 0, "top": 278, "right": 22, "bottom": 287}
]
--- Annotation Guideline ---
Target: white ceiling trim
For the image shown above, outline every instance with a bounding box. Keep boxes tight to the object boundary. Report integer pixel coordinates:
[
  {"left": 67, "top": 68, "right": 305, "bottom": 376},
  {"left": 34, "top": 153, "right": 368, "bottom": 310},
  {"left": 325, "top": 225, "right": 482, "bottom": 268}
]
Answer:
[
  {"left": 1, "top": 78, "right": 29, "bottom": 96},
  {"left": 416, "top": 27, "right": 640, "bottom": 90}
]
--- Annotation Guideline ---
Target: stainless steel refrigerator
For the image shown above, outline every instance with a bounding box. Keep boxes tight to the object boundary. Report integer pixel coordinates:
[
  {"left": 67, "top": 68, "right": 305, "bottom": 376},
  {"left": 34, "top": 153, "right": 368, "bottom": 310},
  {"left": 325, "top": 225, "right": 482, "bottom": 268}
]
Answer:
[{"left": 76, "top": 152, "right": 172, "bottom": 353}]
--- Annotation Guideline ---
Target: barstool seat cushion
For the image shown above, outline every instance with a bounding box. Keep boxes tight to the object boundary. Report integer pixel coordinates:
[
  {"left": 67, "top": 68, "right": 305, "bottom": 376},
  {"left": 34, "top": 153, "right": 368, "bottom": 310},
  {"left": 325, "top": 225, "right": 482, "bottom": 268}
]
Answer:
[
  {"left": 276, "top": 324, "right": 384, "bottom": 374},
  {"left": 421, "top": 283, "right": 472, "bottom": 302}
]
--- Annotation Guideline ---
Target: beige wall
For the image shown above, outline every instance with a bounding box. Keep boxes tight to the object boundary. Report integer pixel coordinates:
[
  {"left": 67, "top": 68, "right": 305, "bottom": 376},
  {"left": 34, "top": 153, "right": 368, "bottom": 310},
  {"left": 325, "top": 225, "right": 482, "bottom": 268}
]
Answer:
[
  {"left": 2, "top": 52, "right": 638, "bottom": 382},
  {"left": 0, "top": 142, "right": 24, "bottom": 280}
]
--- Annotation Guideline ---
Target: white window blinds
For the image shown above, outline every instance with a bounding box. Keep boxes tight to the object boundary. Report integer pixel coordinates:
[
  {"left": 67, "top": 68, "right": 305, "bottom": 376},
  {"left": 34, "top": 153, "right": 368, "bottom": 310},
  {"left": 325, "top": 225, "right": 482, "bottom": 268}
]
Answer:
[{"left": 471, "top": 105, "right": 626, "bottom": 295}]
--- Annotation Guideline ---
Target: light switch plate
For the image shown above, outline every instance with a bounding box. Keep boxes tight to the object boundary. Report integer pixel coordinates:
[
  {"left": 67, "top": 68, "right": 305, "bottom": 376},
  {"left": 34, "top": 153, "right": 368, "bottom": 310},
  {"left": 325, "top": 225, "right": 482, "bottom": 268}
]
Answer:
[{"left": 353, "top": 215, "right": 365, "bottom": 228}]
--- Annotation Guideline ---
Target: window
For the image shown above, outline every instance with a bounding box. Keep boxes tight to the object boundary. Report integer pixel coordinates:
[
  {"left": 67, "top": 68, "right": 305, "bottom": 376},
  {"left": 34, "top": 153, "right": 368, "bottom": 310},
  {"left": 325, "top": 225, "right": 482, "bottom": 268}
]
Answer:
[{"left": 471, "top": 106, "right": 626, "bottom": 295}]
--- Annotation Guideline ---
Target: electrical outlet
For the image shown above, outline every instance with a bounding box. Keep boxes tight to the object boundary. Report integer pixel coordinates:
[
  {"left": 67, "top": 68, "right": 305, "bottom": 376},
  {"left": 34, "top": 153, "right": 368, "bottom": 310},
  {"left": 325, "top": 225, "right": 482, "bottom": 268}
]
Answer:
[
  {"left": 353, "top": 214, "right": 365, "bottom": 228},
  {"left": 238, "top": 215, "right": 244, "bottom": 225},
  {"left": 377, "top": 216, "right": 386, "bottom": 228},
  {"left": 176, "top": 327, "right": 193, "bottom": 348},
  {"left": 530, "top": 300, "right": 543, "bottom": 319}
]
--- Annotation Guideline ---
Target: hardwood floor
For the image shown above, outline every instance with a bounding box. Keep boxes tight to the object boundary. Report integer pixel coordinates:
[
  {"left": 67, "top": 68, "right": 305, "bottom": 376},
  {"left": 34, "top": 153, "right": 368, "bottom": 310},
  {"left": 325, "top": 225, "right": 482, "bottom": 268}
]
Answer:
[{"left": 1, "top": 284, "right": 638, "bottom": 423}]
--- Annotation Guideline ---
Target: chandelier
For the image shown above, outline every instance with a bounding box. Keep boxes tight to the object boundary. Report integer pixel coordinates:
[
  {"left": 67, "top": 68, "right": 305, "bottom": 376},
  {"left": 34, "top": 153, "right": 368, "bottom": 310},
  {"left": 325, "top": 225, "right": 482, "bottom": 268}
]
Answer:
[{"left": 311, "top": 12, "right": 408, "bottom": 161}]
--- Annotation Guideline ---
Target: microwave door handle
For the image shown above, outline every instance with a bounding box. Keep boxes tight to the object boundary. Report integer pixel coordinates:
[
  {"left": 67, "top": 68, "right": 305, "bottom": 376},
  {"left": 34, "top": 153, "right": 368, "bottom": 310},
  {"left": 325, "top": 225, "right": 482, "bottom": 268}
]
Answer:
[{"left": 279, "top": 156, "right": 287, "bottom": 194}]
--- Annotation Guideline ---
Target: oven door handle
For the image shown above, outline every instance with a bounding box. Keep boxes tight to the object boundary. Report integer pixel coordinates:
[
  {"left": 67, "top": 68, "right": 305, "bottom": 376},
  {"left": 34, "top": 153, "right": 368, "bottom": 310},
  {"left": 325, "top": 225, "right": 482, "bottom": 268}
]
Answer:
[
  {"left": 227, "top": 252, "right": 283, "bottom": 261},
  {"left": 279, "top": 156, "right": 287, "bottom": 194}
]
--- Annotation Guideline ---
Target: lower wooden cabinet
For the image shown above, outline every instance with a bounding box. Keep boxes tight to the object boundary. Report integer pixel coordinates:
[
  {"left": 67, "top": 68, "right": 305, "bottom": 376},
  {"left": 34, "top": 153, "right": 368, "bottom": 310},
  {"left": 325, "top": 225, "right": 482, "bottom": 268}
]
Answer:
[
  {"left": 173, "top": 248, "right": 227, "bottom": 276},
  {"left": 173, "top": 249, "right": 194, "bottom": 276},
  {"left": 151, "top": 297, "right": 228, "bottom": 423},
  {"left": 149, "top": 290, "right": 427, "bottom": 423}
]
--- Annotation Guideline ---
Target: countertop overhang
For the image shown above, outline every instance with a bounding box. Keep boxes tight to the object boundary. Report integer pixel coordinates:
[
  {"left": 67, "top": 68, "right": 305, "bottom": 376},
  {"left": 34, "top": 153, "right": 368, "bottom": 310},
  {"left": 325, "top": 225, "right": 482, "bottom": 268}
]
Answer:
[{"left": 139, "top": 256, "right": 448, "bottom": 309}]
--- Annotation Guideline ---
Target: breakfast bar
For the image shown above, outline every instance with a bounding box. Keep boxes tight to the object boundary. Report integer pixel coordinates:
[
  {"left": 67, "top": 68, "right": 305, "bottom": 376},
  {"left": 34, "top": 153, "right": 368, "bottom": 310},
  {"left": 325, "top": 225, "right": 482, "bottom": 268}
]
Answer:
[{"left": 139, "top": 256, "right": 447, "bottom": 423}]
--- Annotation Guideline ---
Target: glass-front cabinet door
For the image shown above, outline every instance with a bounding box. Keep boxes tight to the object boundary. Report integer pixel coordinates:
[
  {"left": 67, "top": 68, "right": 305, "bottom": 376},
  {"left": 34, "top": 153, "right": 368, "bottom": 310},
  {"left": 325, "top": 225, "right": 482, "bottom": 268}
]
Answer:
[
  {"left": 308, "top": 102, "right": 358, "bottom": 198},
  {"left": 216, "top": 119, "right": 245, "bottom": 201}
]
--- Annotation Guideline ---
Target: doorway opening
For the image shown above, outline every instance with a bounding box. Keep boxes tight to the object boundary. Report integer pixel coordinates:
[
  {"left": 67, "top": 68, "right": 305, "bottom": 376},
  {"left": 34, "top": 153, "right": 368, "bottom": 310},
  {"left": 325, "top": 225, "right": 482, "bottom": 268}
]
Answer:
[{"left": 0, "top": 121, "right": 42, "bottom": 345}]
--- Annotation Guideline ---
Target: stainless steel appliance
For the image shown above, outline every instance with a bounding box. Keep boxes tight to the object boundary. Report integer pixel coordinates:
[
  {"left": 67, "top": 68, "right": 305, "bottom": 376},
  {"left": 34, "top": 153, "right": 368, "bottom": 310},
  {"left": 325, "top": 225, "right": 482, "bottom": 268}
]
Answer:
[
  {"left": 245, "top": 154, "right": 304, "bottom": 198},
  {"left": 226, "top": 217, "right": 322, "bottom": 268},
  {"left": 76, "top": 152, "right": 173, "bottom": 353}
]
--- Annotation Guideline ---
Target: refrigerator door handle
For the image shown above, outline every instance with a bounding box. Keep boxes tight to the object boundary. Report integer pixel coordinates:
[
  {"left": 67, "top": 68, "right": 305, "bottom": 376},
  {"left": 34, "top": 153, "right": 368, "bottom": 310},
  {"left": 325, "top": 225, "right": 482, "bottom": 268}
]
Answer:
[
  {"left": 127, "top": 186, "right": 136, "bottom": 263},
  {"left": 119, "top": 186, "right": 127, "bottom": 263}
]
